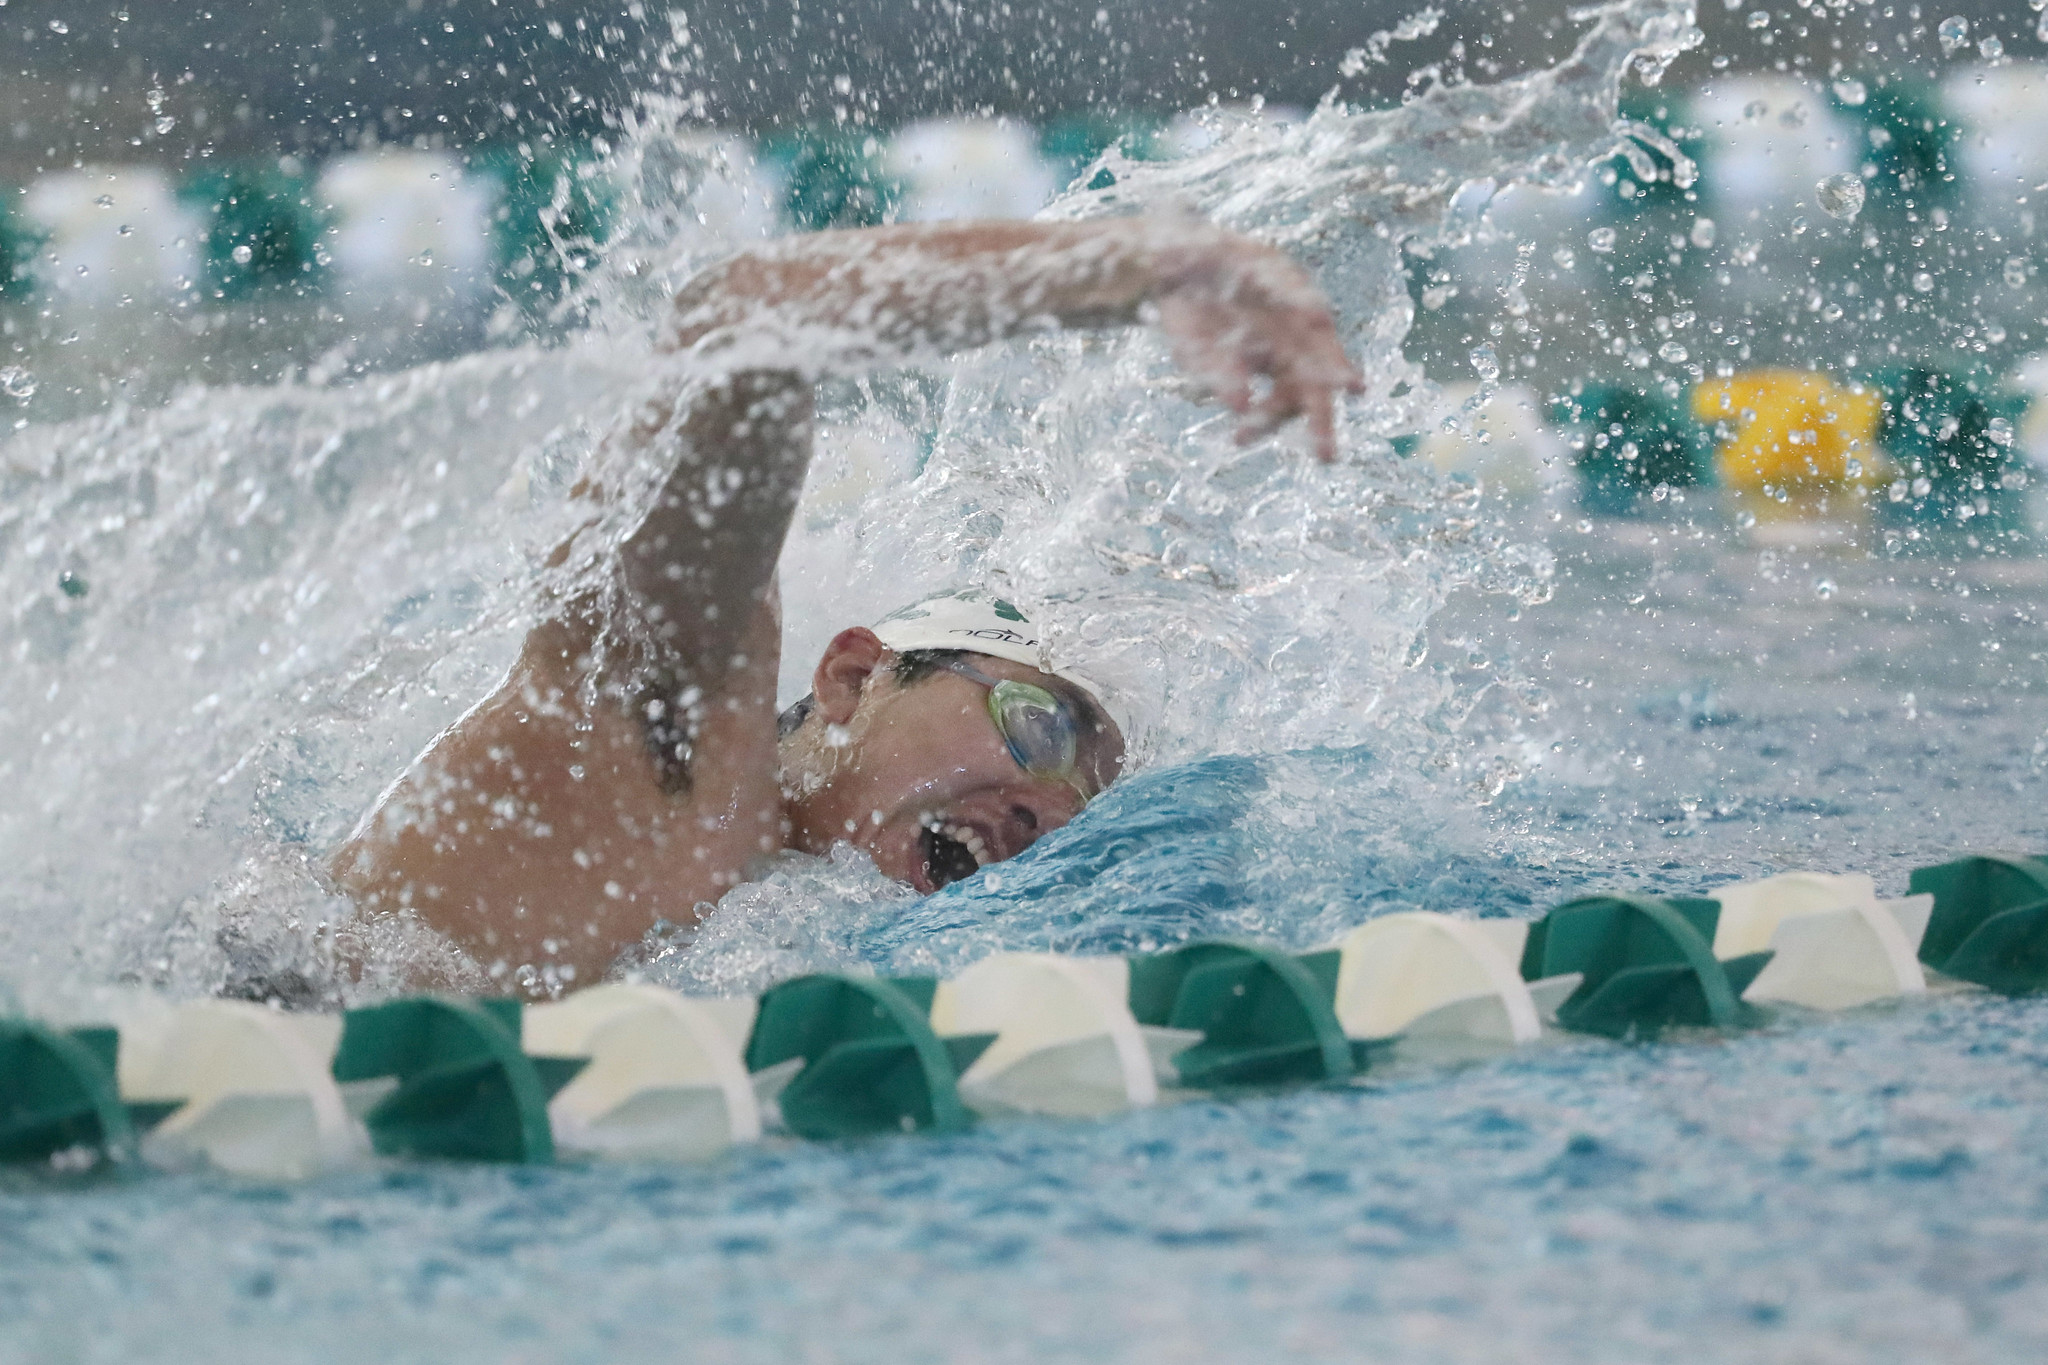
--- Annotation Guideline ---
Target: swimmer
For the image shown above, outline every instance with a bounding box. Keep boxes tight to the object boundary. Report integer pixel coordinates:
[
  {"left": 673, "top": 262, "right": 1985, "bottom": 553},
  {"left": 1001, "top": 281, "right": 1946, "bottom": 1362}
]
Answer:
[{"left": 331, "top": 217, "right": 1362, "bottom": 992}]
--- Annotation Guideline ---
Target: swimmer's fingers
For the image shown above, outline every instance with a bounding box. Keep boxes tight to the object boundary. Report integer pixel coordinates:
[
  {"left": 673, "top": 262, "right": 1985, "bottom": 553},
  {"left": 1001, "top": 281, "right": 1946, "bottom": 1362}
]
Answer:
[
  {"left": 1157, "top": 295, "right": 1256, "bottom": 413},
  {"left": 1240, "top": 311, "right": 1360, "bottom": 462},
  {"left": 1269, "top": 327, "right": 1368, "bottom": 462},
  {"left": 1157, "top": 263, "right": 1360, "bottom": 459}
]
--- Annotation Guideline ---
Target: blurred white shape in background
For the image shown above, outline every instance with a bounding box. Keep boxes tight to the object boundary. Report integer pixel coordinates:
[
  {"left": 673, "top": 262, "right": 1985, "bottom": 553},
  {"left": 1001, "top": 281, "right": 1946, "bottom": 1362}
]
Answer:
[
  {"left": 1417, "top": 382, "right": 1568, "bottom": 501},
  {"left": 21, "top": 167, "right": 201, "bottom": 298},
  {"left": 2014, "top": 353, "right": 2048, "bottom": 473},
  {"left": 1690, "top": 77, "right": 1858, "bottom": 221},
  {"left": 1163, "top": 102, "right": 1306, "bottom": 158},
  {"left": 317, "top": 150, "right": 494, "bottom": 292},
  {"left": 1943, "top": 63, "right": 2048, "bottom": 213},
  {"left": 887, "top": 118, "right": 1059, "bottom": 221},
  {"left": 669, "top": 135, "right": 783, "bottom": 249}
]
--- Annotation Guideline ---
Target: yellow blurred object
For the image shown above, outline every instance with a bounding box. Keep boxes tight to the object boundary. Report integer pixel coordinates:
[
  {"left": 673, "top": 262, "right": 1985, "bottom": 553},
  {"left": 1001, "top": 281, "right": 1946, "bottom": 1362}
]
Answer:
[{"left": 1692, "top": 370, "right": 1884, "bottom": 523}]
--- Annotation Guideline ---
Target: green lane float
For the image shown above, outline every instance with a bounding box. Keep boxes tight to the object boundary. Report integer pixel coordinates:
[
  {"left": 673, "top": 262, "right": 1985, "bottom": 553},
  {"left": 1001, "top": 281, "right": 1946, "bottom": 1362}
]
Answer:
[
  {"left": 331, "top": 997, "right": 585, "bottom": 1163},
  {"left": 1909, "top": 855, "right": 2048, "bottom": 994},
  {"left": 0, "top": 195, "right": 43, "bottom": 302},
  {"left": 1126, "top": 941, "right": 1357, "bottom": 1087},
  {"left": 470, "top": 141, "right": 617, "bottom": 309},
  {"left": 1550, "top": 381, "right": 1713, "bottom": 515},
  {"left": 0, "top": 1020, "right": 173, "bottom": 1165},
  {"left": 177, "top": 164, "right": 329, "bottom": 300},
  {"left": 758, "top": 130, "right": 905, "bottom": 232},
  {"left": 742, "top": 974, "right": 992, "bottom": 1140},
  {"left": 1519, "top": 894, "right": 1771, "bottom": 1038},
  {"left": 1869, "top": 367, "right": 2032, "bottom": 548},
  {"left": 0, "top": 853, "right": 2033, "bottom": 1176}
]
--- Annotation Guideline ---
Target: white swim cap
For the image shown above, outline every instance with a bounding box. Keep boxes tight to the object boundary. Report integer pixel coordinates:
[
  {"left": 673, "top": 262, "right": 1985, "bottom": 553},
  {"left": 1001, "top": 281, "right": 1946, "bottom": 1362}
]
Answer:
[{"left": 871, "top": 590, "right": 1113, "bottom": 719}]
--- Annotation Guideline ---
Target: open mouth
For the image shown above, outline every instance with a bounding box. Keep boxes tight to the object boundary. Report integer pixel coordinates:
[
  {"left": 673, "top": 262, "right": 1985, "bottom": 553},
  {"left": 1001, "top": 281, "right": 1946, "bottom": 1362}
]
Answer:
[{"left": 918, "top": 816, "right": 990, "bottom": 890}]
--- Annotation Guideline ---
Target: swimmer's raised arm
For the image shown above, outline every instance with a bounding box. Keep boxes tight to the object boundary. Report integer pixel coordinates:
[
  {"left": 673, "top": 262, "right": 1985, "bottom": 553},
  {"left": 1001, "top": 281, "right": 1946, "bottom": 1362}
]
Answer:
[{"left": 667, "top": 219, "right": 1363, "bottom": 460}]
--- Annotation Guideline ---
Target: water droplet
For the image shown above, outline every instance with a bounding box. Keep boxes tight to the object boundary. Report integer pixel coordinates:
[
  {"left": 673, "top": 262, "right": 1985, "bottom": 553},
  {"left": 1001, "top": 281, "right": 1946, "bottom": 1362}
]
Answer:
[
  {"left": 94, "top": 194, "right": 114, "bottom": 209},
  {"left": 1986, "top": 324, "right": 2007, "bottom": 345},
  {"left": 231, "top": 243, "right": 255, "bottom": 265},
  {"left": 1658, "top": 341, "right": 1689, "bottom": 363},
  {"left": 1746, "top": 9, "right": 1769, "bottom": 28},
  {"left": 2006, "top": 257, "right": 2030, "bottom": 288},
  {"left": 0, "top": 366, "right": 36, "bottom": 400},
  {"left": 2039, "top": 11, "right": 2048, "bottom": 43},
  {"left": 1937, "top": 15, "right": 1969, "bottom": 55},
  {"left": 1552, "top": 245, "right": 1576, "bottom": 268},
  {"left": 1735, "top": 509, "right": 1758, "bottom": 529},
  {"left": 1815, "top": 172, "right": 1865, "bottom": 221},
  {"left": 412, "top": 249, "right": 435, "bottom": 267},
  {"left": 1979, "top": 36, "right": 2004, "bottom": 60},
  {"left": 47, "top": 19, "right": 69, "bottom": 33},
  {"left": 1832, "top": 78, "right": 1868, "bottom": 107},
  {"left": 1587, "top": 226, "right": 1617, "bottom": 253},
  {"left": 117, "top": 224, "right": 132, "bottom": 237},
  {"left": 1689, "top": 216, "right": 1716, "bottom": 249},
  {"left": 58, "top": 571, "right": 88, "bottom": 600},
  {"left": 1652, "top": 482, "right": 1671, "bottom": 501},
  {"left": 1813, "top": 577, "right": 1837, "bottom": 599},
  {"left": 155, "top": 115, "right": 176, "bottom": 134},
  {"left": 1468, "top": 343, "right": 1500, "bottom": 383},
  {"left": 1913, "top": 271, "right": 1935, "bottom": 293},
  {"left": 1988, "top": 417, "right": 2015, "bottom": 448}
]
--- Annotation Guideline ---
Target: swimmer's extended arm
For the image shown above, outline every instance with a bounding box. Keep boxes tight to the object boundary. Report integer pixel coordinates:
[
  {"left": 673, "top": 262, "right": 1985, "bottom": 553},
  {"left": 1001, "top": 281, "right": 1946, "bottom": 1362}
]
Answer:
[{"left": 665, "top": 219, "right": 1362, "bottom": 460}]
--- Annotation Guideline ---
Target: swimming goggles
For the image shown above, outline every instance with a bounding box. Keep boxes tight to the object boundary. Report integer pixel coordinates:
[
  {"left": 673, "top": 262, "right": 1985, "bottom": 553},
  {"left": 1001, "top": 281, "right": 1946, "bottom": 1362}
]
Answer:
[{"left": 938, "top": 659, "right": 1101, "bottom": 803}]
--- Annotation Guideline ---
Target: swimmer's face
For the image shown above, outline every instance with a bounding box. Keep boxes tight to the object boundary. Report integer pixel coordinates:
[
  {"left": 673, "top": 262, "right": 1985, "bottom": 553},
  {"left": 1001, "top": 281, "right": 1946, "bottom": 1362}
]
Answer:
[{"left": 789, "top": 628, "right": 1124, "bottom": 893}]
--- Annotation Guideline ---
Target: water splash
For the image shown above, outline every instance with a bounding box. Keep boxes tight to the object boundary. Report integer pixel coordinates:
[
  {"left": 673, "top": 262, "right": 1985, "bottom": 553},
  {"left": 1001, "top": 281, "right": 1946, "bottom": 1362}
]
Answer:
[{"left": 0, "top": 0, "right": 1700, "bottom": 1001}]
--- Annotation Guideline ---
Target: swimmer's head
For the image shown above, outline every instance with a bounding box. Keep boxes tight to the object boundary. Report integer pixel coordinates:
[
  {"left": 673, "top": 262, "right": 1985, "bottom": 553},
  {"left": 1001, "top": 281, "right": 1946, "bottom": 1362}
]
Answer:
[{"left": 778, "top": 592, "right": 1125, "bottom": 893}]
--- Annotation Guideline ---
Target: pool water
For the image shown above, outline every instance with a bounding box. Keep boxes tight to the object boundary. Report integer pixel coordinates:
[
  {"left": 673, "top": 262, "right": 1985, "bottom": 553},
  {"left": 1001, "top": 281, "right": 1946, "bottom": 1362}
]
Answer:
[{"left": 8, "top": 518, "right": 2048, "bottom": 1365}]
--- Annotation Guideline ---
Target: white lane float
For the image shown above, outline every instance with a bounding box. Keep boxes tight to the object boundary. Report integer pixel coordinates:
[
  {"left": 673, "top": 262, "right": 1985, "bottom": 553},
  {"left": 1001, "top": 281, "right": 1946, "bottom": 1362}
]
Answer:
[
  {"left": 315, "top": 150, "right": 496, "bottom": 295},
  {"left": 1328, "top": 913, "right": 1582, "bottom": 1063},
  {"left": 117, "top": 999, "right": 362, "bottom": 1180},
  {"left": 1943, "top": 63, "right": 2048, "bottom": 225},
  {"left": 1688, "top": 77, "right": 1860, "bottom": 224},
  {"left": 19, "top": 166, "right": 202, "bottom": 299},
  {"left": 928, "top": 953, "right": 1197, "bottom": 1117},
  {"left": 886, "top": 118, "right": 1060, "bottom": 222},
  {"left": 1709, "top": 871, "right": 1932, "bottom": 1010},
  {"left": 522, "top": 984, "right": 761, "bottom": 1161}
]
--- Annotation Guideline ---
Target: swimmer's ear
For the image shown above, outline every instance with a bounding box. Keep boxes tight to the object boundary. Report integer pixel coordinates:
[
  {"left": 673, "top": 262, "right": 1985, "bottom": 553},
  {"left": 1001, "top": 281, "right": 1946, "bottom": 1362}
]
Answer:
[{"left": 812, "top": 627, "right": 889, "bottom": 726}]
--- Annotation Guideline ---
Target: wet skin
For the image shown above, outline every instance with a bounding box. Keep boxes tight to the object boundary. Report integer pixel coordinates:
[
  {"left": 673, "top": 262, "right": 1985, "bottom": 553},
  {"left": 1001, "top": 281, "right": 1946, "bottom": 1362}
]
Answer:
[{"left": 780, "top": 627, "right": 1125, "bottom": 895}]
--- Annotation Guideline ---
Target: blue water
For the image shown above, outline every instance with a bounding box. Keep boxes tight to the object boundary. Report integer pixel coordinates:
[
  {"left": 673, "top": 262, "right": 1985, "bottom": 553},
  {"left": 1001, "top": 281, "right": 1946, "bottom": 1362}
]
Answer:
[{"left": 9, "top": 516, "right": 2048, "bottom": 1364}]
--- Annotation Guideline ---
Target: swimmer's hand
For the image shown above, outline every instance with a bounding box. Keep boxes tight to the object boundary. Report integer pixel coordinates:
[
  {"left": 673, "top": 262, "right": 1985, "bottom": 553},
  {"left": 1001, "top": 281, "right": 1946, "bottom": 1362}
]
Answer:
[{"left": 1150, "top": 233, "right": 1364, "bottom": 463}]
